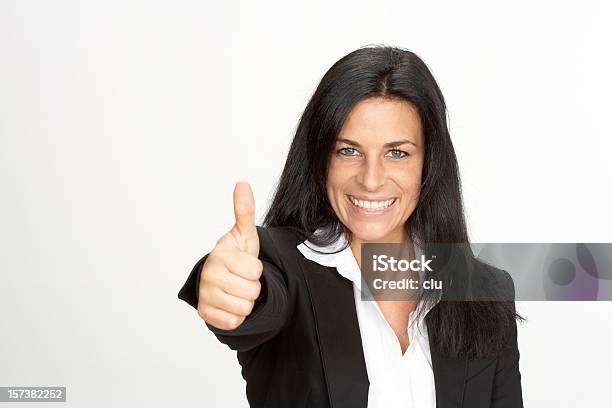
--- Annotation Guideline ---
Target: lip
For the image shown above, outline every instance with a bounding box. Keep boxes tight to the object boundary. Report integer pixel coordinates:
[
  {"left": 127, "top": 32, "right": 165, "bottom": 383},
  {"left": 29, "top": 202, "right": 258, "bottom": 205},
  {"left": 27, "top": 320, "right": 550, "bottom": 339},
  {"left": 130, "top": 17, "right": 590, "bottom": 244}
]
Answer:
[
  {"left": 345, "top": 194, "right": 398, "bottom": 217},
  {"left": 348, "top": 194, "right": 396, "bottom": 201}
]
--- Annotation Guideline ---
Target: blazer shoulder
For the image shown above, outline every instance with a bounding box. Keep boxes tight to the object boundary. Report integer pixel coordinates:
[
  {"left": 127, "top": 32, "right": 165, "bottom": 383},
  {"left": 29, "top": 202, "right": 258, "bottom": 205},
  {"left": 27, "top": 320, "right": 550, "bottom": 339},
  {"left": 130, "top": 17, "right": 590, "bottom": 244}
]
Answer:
[{"left": 256, "top": 225, "right": 307, "bottom": 259}]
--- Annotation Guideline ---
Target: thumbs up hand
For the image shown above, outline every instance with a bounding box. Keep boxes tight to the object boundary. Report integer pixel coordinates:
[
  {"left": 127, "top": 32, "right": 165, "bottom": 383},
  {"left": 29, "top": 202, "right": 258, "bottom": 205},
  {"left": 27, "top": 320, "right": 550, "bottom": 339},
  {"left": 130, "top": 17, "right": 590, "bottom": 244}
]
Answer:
[{"left": 197, "top": 181, "right": 263, "bottom": 330}]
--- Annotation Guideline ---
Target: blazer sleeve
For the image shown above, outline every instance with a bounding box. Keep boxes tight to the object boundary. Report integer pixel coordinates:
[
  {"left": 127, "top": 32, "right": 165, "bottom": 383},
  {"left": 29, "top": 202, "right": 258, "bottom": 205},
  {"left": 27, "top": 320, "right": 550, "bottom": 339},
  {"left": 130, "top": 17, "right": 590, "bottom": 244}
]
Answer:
[
  {"left": 177, "top": 226, "right": 289, "bottom": 352},
  {"left": 491, "top": 270, "right": 524, "bottom": 408}
]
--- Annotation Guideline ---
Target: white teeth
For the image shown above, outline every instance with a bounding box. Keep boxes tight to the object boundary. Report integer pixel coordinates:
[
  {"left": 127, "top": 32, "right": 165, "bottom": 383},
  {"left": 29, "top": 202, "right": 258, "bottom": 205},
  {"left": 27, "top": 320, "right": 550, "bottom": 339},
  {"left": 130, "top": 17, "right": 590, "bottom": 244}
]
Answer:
[{"left": 349, "top": 196, "right": 395, "bottom": 211}]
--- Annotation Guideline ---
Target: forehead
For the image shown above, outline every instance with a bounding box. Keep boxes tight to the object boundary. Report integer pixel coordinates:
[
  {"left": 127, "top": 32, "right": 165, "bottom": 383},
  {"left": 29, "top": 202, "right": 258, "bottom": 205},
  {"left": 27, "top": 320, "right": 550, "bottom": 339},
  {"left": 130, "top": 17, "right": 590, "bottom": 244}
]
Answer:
[{"left": 338, "top": 97, "right": 423, "bottom": 144}]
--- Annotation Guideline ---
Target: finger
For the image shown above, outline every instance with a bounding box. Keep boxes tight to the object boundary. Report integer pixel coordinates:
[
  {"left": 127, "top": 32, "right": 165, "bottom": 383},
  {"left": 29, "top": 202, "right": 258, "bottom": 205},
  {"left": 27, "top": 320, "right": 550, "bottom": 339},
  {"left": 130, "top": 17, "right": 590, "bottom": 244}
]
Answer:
[
  {"left": 217, "top": 270, "right": 262, "bottom": 301},
  {"left": 206, "top": 286, "right": 255, "bottom": 317},
  {"left": 201, "top": 255, "right": 262, "bottom": 298},
  {"left": 197, "top": 304, "right": 245, "bottom": 331},
  {"left": 220, "top": 249, "right": 263, "bottom": 281},
  {"left": 232, "top": 180, "right": 259, "bottom": 256}
]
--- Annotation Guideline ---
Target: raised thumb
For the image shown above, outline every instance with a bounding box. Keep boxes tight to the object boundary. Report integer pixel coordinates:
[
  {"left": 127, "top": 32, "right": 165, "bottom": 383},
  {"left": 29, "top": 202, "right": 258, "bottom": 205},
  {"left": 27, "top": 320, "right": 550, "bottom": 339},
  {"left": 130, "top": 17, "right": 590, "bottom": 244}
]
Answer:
[{"left": 232, "top": 180, "right": 259, "bottom": 256}]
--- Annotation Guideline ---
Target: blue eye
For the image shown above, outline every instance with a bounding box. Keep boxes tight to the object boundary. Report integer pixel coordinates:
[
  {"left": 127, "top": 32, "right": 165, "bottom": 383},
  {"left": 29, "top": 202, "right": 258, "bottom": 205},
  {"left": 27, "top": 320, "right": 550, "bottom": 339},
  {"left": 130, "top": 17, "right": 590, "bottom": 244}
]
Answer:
[
  {"left": 387, "top": 149, "right": 408, "bottom": 159},
  {"left": 338, "top": 147, "right": 358, "bottom": 156}
]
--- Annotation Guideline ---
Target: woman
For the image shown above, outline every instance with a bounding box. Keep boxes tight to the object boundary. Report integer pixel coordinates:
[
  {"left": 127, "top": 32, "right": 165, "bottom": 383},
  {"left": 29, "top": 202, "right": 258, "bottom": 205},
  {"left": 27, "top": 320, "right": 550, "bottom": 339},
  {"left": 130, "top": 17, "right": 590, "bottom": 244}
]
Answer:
[{"left": 178, "top": 45, "right": 524, "bottom": 408}]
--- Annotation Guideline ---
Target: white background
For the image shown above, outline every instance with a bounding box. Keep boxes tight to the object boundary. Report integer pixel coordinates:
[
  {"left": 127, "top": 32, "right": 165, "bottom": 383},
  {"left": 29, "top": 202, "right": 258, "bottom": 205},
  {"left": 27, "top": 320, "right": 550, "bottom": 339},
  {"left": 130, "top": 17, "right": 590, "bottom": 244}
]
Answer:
[{"left": 1, "top": 1, "right": 611, "bottom": 407}]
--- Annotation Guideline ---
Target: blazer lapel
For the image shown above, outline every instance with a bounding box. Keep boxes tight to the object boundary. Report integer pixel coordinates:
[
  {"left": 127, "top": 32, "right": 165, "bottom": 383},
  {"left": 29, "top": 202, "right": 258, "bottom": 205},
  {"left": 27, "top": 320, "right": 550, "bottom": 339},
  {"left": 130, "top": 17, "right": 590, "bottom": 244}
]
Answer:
[
  {"left": 427, "top": 313, "right": 468, "bottom": 408},
  {"left": 298, "top": 256, "right": 369, "bottom": 408},
  {"left": 298, "top": 252, "right": 469, "bottom": 408}
]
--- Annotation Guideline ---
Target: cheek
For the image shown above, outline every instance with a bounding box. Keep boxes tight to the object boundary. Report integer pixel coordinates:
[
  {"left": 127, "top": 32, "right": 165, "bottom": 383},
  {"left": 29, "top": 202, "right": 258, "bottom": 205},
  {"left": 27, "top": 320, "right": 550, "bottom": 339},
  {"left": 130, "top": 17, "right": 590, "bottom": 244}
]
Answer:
[
  {"left": 327, "top": 159, "right": 346, "bottom": 191},
  {"left": 326, "top": 183, "right": 336, "bottom": 208},
  {"left": 326, "top": 160, "right": 342, "bottom": 204},
  {"left": 397, "top": 164, "right": 423, "bottom": 201}
]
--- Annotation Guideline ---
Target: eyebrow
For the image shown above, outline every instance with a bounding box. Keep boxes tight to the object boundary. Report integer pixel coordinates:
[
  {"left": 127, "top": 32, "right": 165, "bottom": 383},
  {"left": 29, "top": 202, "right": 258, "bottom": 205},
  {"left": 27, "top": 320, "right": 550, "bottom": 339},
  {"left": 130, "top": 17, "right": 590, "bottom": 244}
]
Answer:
[{"left": 336, "top": 138, "right": 417, "bottom": 148}]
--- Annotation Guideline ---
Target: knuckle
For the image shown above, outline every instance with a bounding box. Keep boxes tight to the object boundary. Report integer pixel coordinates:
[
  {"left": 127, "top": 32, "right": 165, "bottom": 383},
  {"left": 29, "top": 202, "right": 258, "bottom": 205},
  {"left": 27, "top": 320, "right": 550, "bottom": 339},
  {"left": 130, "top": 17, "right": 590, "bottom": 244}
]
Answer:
[
  {"left": 240, "top": 300, "right": 253, "bottom": 316},
  {"left": 225, "top": 315, "right": 243, "bottom": 330},
  {"left": 247, "top": 281, "right": 261, "bottom": 301},
  {"left": 199, "top": 265, "right": 215, "bottom": 284},
  {"left": 197, "top": 304, "right": 210, "bottom": 321},
  {"left": 203, "top": 259, "right": 217, "bottom": 274},
  {"left": 255, "top": 259, "right": 264, "bottom": 276},
  {"left": 207, "top": 248, "right": 223, "bottom": 263},
  {"left": 254, "top": 279, "right": 262, "bottom": 295},
  {"left": 244, "top": 258, "right": 263, "bottom": 280},
  {"left": 215, "top": 233, "right": 231, "bottom": 247},
  {"left": 200, "top": 263, "right": 211, "bottom": 280}
]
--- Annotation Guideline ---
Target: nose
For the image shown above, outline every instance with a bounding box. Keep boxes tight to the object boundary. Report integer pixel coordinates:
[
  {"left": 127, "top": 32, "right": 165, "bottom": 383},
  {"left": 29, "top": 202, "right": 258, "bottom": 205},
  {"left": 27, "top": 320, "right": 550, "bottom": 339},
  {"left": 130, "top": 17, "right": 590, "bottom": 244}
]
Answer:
[{"left": 356, "top": 155, "right": 386, "bottom": 191}]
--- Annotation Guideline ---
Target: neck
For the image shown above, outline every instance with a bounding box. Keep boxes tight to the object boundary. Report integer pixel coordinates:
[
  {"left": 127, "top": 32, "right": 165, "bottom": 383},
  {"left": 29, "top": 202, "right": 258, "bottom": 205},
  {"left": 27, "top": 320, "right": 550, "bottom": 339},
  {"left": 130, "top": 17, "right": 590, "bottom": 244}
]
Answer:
[{"left": 349, "top": 228, "right": 412, "bottom": 270}]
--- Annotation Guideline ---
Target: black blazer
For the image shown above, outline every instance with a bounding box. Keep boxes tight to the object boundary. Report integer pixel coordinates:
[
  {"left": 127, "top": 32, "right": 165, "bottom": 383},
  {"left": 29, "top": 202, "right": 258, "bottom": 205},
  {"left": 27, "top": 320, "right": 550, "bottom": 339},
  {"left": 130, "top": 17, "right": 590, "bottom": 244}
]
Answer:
[{"left": 178, "top": 226, "right": 524, "bottom": 408}]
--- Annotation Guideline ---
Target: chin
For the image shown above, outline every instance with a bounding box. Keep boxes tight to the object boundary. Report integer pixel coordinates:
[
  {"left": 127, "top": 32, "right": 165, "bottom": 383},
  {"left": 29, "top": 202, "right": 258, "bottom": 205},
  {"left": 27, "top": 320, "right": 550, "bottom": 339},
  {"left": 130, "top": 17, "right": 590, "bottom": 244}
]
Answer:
[{"left": 348, "top": 223, "right": 397, "bottom": 243}]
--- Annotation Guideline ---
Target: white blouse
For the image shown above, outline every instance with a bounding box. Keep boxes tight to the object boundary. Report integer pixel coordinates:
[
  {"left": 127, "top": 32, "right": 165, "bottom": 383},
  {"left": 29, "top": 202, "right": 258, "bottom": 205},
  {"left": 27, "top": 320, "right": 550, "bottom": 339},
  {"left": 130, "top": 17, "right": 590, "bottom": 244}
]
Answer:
[{"left": 297, "top": 230, "right": 438, "bottom": 408}]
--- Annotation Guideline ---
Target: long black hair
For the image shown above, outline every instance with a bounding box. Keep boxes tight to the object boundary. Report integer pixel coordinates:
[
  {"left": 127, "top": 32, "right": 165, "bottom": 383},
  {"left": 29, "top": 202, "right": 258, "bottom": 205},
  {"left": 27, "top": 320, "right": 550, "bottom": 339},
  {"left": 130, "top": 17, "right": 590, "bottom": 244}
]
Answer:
[{"left": 263, "top": 44, "right": 523, "bottom": 358}]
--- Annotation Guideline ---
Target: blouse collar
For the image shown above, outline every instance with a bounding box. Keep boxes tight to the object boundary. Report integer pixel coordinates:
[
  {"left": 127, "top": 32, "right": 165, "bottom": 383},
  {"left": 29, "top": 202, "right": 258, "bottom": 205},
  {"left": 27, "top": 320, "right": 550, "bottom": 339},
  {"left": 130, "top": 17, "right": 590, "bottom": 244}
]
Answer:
[{"left": 297, "top": 226, "right": 440, "bottom": 320}]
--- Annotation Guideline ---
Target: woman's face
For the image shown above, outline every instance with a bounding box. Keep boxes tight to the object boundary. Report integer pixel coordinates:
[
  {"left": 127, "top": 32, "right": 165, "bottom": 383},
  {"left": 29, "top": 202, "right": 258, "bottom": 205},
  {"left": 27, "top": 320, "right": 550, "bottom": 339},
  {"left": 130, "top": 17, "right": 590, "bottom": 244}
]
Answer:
[{"left": 327, "top": 96, "right": 425, "bottom": 244}]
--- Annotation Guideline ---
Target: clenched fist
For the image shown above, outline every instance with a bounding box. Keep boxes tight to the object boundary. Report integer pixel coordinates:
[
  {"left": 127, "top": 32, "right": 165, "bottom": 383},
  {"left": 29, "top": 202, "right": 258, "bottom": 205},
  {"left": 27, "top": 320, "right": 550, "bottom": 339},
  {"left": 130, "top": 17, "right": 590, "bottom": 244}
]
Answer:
[{"left": 197, "top": 181, "right": 263, "bottom": 330}]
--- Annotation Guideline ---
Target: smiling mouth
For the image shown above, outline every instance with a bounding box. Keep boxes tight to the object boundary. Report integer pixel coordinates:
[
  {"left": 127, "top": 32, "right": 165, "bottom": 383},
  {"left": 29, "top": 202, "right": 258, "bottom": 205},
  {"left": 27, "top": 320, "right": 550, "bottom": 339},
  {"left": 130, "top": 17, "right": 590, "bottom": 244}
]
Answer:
[{"left": 346, "top": 195, "right": 397, "bottom": 212}]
